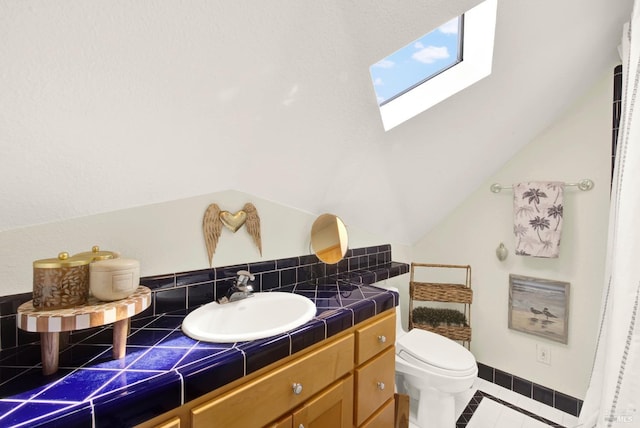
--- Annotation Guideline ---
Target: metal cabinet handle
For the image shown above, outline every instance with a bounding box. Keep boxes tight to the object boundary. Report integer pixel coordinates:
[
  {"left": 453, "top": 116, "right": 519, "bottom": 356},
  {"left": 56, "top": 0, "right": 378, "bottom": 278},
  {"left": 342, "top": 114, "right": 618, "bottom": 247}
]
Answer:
[
  {"left": 377, "top": 381, "right": 385, "bottom": 390},
  {"left": 378, "top": 335, "right": 387, "bottom": 344},
  {"left": 292, "top": 382, "right": 303, "bottom": 395},
  {"left": 298, "top": 425, "right": 305, "bottom": 428}
]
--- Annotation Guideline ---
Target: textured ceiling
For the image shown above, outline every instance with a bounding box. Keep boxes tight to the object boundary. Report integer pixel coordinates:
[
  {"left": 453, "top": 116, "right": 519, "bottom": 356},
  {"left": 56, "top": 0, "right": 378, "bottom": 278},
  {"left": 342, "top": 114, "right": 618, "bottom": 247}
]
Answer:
[{"left": 0, "top": 0, "right": 633, "bottom": 244}]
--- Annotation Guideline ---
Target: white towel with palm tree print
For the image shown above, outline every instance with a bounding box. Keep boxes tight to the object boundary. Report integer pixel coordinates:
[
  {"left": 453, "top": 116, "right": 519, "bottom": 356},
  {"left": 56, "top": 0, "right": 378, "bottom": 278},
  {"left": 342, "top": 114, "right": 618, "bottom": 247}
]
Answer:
[{"left": 513, "top": 182, "right": 564, "bottom": 258}]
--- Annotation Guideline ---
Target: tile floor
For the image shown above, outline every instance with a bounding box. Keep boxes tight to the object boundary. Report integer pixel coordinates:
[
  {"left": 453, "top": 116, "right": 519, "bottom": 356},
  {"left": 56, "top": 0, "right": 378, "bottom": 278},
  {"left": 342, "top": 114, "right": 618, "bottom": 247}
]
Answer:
[{"left": 408, "top": 378, "right": 580, "bottom": 428}]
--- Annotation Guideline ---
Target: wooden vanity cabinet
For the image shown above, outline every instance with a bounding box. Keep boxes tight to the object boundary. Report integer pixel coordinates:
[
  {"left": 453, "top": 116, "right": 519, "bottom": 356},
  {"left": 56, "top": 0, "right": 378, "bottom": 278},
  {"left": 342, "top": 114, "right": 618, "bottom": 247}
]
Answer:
[
  {"left": 140, "top": 310, "right": 396, "bottom": 428},
  {"left": 191, "top": 334, "right": 354, "bottom": 427}
]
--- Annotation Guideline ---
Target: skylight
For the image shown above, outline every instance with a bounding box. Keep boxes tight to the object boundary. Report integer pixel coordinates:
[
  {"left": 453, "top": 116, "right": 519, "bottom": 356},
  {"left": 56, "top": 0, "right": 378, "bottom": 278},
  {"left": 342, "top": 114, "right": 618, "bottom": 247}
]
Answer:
[
  {"left": 370, "top": 0, "right": 497, "bottom": 131},
  {"left": 370, "top": 16, "right": 463, "bottom": 106}
]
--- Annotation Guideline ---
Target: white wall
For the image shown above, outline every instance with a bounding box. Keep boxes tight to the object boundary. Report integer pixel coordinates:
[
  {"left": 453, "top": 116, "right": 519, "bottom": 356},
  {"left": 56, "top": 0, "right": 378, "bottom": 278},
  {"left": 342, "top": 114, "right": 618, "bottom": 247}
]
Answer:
[
  {"left": 0, "top": 1, "right": 628, "bottom": 247},
  {"left": 411, "top": 72, "right": 613, "bottom": 399},
  {"left": 0, "top": 189, "right": 411, "bottom": 297}
]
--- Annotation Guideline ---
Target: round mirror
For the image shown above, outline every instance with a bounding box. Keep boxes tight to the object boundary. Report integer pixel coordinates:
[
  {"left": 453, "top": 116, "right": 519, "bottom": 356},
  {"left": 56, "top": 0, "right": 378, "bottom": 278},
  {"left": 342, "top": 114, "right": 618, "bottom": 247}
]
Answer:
[{"left": 310, "top": 214, "right": 349, "bottom": 264}]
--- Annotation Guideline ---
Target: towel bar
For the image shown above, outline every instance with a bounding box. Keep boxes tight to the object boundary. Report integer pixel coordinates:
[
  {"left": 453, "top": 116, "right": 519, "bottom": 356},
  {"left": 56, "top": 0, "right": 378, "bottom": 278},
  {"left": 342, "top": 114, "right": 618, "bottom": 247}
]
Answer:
[{"left": 490, "top": 178, "right": 594, "bottom": 193}]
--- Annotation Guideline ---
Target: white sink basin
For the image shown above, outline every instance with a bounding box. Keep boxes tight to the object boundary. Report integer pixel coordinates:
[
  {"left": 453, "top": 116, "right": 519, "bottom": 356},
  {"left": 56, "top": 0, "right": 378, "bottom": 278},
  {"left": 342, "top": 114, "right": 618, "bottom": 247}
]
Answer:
[{"left": 181, "top": 292, "right": 317, "bottom": 343}]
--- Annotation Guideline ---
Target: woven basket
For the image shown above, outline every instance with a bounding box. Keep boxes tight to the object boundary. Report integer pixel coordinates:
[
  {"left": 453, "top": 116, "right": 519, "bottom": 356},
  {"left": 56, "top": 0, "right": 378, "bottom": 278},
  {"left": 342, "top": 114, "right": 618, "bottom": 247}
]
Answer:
[
  {"left": 410, "top": 281, "right": 472, "bottom": 304},
  {"left": 411, "top": 323, "right": 472, "bottom": 342},
  {"left": 409, "top": 263, "right": 473, "bottom": 346}
]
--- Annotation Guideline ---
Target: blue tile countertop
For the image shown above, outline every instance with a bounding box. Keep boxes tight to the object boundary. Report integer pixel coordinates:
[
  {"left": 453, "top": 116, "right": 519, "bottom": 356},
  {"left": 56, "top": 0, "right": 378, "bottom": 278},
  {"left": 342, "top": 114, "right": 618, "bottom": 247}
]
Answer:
[{"left": 0, "top": 272, "right": 404, "bottom": 427}]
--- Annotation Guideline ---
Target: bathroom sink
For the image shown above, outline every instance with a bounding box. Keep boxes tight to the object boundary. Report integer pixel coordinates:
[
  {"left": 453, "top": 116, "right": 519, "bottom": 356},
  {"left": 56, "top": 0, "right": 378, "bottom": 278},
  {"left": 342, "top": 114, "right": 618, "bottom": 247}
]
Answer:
[{"left": 181, "top": 292, "right": 317, "bottom": 343}]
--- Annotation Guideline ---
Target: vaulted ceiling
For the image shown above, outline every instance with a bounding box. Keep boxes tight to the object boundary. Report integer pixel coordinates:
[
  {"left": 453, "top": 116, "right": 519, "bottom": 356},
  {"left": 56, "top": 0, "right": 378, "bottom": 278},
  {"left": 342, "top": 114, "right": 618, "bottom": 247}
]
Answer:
[{"left": 0, "top": 0, "right": 633, "bottom": 244}]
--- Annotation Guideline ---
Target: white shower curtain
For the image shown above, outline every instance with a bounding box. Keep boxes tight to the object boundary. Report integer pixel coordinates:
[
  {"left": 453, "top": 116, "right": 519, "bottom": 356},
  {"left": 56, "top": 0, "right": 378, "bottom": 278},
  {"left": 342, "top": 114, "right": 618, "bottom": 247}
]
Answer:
[{"left": 579, "top": 3, "right": 640, "bottom": 427}]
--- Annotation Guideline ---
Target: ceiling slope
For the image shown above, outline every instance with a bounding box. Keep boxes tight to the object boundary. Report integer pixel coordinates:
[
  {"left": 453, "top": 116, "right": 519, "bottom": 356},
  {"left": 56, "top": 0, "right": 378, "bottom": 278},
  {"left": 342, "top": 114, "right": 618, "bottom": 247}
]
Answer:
[{"left": 0, "top": 0, "right": 633, "bottom": 244}]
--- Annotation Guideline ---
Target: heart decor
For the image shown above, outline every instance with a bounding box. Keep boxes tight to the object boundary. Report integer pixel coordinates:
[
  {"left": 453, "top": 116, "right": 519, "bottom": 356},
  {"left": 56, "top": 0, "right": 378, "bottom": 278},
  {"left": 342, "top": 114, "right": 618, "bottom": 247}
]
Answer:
[
  {"left": 220, "top": 210, "right": 247, "bottom": 232},
  {"left": 202, "top": 202, "right": 262, "bottom": 267}
]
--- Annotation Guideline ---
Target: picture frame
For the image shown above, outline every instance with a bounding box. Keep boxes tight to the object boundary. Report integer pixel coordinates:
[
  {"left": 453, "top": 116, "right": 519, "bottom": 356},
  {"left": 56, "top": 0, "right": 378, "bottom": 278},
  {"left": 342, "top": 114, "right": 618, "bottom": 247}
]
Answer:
[{"left": 508, "top": 274, "right": 570, "bottom": 344}]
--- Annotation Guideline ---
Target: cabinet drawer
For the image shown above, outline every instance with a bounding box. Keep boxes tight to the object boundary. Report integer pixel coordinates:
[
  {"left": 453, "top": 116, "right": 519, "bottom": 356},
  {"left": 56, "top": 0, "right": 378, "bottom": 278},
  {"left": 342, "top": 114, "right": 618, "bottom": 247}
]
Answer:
[
  {"left": 355, "top": 311, "right": 395, "bottom": 365},
  {"left": 191, "top": 334, "right": 354, "bottom": 428},
  {"left": 359, "top": 398, "right": 394, "bottom": 428},
  {"left": 153, "top": 417, "right": 181, "bottom": 428},
  {"left": 265, "top": 414, "right": 292, "bottom": 428},
  {"left": 355, "top": 346, "right": 395, "bottom": 426}
]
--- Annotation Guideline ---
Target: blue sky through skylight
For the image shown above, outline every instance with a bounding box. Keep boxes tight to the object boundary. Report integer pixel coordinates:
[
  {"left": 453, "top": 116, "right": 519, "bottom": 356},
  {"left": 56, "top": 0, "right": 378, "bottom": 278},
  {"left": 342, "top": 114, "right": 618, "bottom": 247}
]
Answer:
[{"left": 370, "top": 17, "right": 462, "bottom": 106}]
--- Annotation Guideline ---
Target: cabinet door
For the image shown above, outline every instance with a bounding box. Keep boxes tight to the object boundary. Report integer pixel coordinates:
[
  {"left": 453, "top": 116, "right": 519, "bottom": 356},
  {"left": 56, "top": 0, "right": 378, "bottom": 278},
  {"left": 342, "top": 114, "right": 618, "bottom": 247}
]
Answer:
[
  {"left": 292, "top": 375, "right": 354, "bottom": 428},
  {"left": 191, "top": 334, "right": 354, "bottom": 428}
]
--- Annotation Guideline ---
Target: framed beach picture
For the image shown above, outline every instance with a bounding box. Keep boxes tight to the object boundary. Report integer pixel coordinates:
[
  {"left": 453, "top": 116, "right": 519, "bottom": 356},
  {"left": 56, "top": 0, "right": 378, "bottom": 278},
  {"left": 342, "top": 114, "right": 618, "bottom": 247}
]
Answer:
[{"left": 508, "top": 274, "right": 570, "bottom": 344}]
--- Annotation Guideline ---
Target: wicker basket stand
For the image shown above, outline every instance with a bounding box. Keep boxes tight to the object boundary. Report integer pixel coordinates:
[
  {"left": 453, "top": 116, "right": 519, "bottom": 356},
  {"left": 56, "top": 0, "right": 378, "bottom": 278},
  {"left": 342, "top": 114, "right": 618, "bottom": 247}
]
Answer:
[{"left": 409, "top": 263, "right": 472, "bottom": 349}]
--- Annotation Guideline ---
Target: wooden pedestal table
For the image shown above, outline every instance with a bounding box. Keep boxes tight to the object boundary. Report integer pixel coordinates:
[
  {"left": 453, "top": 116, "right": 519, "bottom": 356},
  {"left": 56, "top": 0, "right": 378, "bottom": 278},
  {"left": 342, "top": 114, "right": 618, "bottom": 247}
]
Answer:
[{"left": 17, "top": 286, "right": 151, "bottom": 375}]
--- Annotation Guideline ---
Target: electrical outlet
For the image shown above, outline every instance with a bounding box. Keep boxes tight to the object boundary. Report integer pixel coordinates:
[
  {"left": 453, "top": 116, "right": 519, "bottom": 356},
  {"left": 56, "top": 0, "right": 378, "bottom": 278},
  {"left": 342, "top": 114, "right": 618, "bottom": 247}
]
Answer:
[{"left": 536, "top": 344, "right": 551, "bottom": 365}]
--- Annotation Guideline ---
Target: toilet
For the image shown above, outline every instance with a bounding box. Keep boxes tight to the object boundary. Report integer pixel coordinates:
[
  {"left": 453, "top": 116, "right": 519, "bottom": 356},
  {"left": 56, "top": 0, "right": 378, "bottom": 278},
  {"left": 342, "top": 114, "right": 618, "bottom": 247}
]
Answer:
[{"left": 390, "top": 288, "right": 477, "bottom": 428}]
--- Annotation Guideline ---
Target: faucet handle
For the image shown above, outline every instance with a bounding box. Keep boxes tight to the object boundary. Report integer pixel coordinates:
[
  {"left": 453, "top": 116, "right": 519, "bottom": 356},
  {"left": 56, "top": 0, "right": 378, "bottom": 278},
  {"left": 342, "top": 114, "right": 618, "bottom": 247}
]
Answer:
[{"left": 236, "top": 270, "right": 255, "bottom": 286}]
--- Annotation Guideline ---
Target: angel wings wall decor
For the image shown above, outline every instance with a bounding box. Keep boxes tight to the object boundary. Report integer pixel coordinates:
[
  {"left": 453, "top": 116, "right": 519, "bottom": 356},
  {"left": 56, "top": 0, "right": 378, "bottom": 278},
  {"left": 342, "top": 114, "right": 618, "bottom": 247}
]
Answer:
[{"left": 203, "top": 202, "right": 262, "bottom": 267}]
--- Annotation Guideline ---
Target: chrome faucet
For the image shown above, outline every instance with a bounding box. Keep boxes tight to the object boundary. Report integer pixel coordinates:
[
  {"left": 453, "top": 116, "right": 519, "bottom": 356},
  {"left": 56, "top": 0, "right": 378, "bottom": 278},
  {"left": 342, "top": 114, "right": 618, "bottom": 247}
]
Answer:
[{"left": 218, "top": 270, "right": 255, "bottom": 304}]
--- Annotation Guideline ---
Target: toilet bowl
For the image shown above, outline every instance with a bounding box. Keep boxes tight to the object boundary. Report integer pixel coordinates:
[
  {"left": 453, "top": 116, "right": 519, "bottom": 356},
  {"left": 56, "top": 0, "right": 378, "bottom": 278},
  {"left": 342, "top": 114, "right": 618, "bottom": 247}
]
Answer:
[{"left": 388, "top": 287, "right": 477, "bottom": 428}]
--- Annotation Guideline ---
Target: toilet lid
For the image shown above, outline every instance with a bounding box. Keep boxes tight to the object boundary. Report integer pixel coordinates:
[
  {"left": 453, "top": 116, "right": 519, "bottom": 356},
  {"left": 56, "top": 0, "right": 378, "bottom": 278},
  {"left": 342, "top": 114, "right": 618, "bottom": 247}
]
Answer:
[{"left": 396, "top": 328, "right": 476, "bottom": 373}]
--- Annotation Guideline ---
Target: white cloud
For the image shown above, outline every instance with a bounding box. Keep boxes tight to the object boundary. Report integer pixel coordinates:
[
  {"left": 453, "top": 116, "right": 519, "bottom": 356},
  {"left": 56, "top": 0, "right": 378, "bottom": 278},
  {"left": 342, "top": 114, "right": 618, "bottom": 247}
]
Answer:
[
  {"left": 412, "top": 46, "right": 449, "bottom": 64},
  {"left": 414, "top": 42, "right": 424, "bottom": 49},
  {"left": 373, "top": 77, "right": 384, "bottom": 86},
  {"left": 372, "top": 59, "right": 395, "bottom": 69},
  {"left": 439, "top": 17, "right": 459, "bottom": 35}
]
